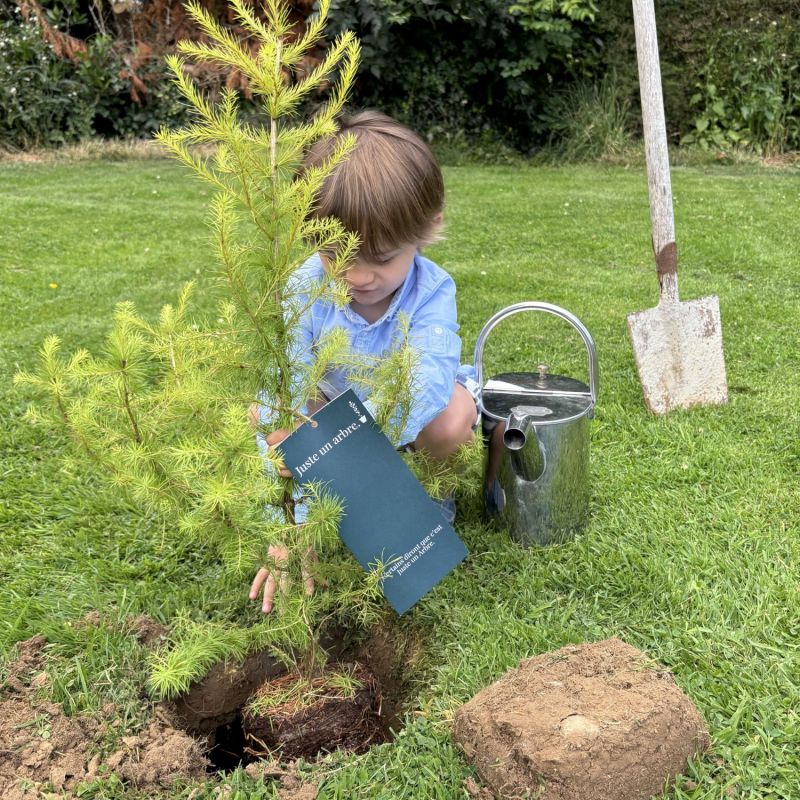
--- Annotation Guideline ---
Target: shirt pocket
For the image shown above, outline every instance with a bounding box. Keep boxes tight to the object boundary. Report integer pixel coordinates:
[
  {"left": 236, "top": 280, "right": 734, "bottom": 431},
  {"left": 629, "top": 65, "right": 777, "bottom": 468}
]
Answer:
[{"left": 425, "top": 324, "right": 458, "bottom": 356}]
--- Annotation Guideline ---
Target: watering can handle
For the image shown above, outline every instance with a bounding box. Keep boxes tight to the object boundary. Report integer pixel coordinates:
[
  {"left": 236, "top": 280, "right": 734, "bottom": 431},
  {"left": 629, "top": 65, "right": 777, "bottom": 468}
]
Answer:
[{"left": 473, "top": 302, "right": 599, "bottom": 405}]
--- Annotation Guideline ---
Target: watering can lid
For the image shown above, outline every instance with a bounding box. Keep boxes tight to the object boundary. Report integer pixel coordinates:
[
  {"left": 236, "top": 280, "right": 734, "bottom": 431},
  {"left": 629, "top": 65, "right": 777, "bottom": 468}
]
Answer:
[{"left": 482, "top": 371, "right": 594, "bottom": 424}]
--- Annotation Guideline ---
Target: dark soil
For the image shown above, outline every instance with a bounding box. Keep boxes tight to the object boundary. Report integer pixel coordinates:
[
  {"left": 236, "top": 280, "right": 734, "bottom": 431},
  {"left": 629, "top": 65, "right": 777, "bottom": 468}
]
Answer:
[
  {"left": 127, "top": 615, "right": 169, "bottom": 646},
  {"left": 169, "top": 648, "right": 286, "bottom": 735},
  {"left": 243, "top": 662, "right": 384, "bottom": 760},
  {"left": 0, "top": 614, "right": 418, "bottom": 795},
  {"left": 453, "top": 638, "right": 712, "bottom": 800}
]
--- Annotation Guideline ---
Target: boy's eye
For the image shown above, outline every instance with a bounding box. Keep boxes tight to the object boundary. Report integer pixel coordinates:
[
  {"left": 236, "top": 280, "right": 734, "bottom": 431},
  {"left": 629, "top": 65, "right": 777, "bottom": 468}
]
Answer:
[{"left": 374, "top": 252, "right": 397, "bottom": 265}]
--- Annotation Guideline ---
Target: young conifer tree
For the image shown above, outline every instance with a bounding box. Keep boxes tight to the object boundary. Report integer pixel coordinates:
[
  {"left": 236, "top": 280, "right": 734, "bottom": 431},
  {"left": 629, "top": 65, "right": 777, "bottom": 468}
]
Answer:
[
  {"left": 16, "top": 0, "right": 411, "bottom": 697},
  {"left": 16, "top": 0, "right": 480, "bottom": 699}
]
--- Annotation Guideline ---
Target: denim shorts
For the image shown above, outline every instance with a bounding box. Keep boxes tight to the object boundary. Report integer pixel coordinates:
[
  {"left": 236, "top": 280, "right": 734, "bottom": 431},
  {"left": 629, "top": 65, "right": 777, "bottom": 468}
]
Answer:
[{"left": 455, "top": 365, "right": 483, "bottom": 429}]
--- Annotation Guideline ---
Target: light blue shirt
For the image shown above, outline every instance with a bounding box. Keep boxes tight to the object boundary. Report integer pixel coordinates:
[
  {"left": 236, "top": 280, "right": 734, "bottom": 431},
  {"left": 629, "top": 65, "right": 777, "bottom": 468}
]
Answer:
[{"left": 287, "top": 252, "right": 471, "bottom": 446}]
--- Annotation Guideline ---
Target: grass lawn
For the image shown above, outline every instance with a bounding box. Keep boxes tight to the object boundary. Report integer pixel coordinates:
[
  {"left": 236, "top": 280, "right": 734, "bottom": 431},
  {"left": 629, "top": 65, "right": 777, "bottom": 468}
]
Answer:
[{"left": 1, "top": 158, "right": 799, "bottom": 799}]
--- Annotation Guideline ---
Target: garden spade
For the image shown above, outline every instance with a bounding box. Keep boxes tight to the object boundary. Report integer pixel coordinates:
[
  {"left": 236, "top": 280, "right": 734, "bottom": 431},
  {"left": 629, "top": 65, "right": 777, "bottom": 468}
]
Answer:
[{"left": 627, "top": 0, "right": 728, "bottom": 414}]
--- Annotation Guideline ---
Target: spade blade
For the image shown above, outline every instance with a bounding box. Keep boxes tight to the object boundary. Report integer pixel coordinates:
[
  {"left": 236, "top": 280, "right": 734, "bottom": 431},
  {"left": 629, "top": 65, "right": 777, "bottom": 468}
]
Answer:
[{"left": 627, "top": 295, "right": 728, "bottom": 415}]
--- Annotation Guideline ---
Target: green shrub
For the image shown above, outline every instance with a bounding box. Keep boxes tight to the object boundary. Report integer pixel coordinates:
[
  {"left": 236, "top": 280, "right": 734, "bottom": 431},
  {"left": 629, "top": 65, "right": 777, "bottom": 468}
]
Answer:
[
  {"left": 5, "top": 0, "right": 798, "bottom": 157},
  {"left": 0, "top": 8, "right": 92, "bottom": 148},
  {"left": 0, "top": 3, "right": 193, "bottom": 149},
  {"left": 327, "top": 0, "right": 599, "bottom": 151},
  {"left": 540, "top": 73, "right": 634, "bottom": 162},
  {"left": 682, "top": 13, "right": 799, "bottom": 154},
  {"left": 73, "top": 36, "right": 194, "bottom": 139}
]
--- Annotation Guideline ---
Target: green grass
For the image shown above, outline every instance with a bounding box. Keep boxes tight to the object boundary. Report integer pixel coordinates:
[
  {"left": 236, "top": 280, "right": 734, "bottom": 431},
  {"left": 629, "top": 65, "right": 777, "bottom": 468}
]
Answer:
[{"left": 1, "top": 159, "right": 799, "bottom": 799}]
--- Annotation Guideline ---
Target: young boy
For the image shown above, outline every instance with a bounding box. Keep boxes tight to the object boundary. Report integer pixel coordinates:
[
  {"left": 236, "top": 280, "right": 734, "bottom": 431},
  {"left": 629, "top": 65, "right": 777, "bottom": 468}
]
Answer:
[{"left": 250, "top": 110, "right": 480, "bottom": 613}]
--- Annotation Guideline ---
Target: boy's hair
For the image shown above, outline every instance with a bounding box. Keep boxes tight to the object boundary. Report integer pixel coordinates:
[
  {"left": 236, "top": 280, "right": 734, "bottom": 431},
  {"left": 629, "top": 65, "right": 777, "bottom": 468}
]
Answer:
[{"left": 304, "top": 110, "right": 444, "bottom": 261}]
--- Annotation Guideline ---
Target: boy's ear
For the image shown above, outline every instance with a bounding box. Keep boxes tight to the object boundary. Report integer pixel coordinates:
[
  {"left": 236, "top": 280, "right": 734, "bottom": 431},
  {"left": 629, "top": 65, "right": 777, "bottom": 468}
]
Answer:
[
  {"left": 419, "top": 212, "right": 445, "bottom": 249},
  {"left": 424, "top": 212, "right": 445, "bottom": 245}
]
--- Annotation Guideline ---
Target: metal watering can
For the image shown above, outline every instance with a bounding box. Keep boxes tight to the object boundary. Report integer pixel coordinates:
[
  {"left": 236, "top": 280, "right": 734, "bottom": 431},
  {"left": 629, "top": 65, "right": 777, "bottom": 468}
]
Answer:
[{"left": 474, "top": 302, "right": 599, "bottom": 547}]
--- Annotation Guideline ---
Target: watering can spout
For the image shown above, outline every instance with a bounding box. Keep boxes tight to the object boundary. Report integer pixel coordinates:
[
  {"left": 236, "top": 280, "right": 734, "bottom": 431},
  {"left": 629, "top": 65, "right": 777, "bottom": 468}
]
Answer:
[{"left": 503, "top": 407, "right": 546, "bottom": 483}]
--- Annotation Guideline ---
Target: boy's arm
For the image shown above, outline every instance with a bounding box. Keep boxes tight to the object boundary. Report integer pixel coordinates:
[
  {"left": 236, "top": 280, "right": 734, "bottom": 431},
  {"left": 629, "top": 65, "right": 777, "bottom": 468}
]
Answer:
[{"left": 400, "top": 275, "right": 462, "bottom": 446}]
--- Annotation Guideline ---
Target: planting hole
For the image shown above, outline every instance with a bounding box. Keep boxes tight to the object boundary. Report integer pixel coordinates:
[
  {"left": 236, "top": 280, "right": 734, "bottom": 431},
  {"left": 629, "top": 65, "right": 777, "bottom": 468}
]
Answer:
[
  {"left": 206, "top": 717, "right": 249, "bottom": 773},
  {"left": 169, "top": 624, "right": 418, "bottom": 771}
]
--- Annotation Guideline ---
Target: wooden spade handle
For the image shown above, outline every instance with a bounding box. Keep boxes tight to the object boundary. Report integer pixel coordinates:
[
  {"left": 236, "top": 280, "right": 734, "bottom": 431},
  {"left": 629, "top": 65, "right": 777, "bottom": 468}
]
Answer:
[{"left": 632, "top": 0, "right": 679, "bottom": 302}]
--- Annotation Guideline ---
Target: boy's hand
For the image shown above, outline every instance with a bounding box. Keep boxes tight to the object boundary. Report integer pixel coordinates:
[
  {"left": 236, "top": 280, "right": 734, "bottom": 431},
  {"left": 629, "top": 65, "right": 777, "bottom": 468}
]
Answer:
[
  {"left": 248, "top": 403, "right": 292, "bottom": 478},
  {"left": 249, "top": 544, "right": 317, "bottom": 613},
  {"left": 265, "top": 429, "right": 292, "bottom": 477}
]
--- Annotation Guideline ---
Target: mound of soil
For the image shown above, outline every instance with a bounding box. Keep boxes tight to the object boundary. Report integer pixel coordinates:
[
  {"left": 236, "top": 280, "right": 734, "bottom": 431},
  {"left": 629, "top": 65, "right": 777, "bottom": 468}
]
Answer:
[
  {"left": 243, "top": 663, "right": 384, "bottom": 760},
  {"left": 0, "top": 633, "right": 208, "bottom": 798},
  {"left": 453, "top": 638, "right": 711, "bottom": 800}
]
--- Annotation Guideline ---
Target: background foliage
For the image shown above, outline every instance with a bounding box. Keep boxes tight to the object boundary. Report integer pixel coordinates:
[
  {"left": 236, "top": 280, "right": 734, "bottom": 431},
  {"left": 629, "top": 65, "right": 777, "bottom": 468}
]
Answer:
[
  {"left": 1, "top": 0, "right": 798, "bottom": 154},
  {"left": 586, "top": 0, "right": 800, "bottom": 154}
]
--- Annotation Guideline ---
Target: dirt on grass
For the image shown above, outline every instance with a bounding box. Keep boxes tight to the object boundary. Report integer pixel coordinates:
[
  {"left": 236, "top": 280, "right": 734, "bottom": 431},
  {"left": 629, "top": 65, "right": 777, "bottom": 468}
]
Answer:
[
  {"left": 0, "top": 632, "right": 208, "bottom": 798},
  {"left": 453, "top": 637, "right": 711, "bottom": 800},
  {"left": 0, "top": 615, "right": 419, "bottom": 795}
]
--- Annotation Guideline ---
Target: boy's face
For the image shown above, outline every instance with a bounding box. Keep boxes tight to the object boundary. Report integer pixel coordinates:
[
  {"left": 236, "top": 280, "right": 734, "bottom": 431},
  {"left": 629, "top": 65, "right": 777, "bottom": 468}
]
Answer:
[{"left": 324, "top": 241, "right": 419, "bottom": 315}]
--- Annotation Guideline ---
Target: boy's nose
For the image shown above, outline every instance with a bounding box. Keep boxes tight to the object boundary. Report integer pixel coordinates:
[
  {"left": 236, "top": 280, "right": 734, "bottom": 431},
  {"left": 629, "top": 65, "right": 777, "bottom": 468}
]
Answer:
[{"left": 344, "top": 263, "right": 372, "bottom": 288}]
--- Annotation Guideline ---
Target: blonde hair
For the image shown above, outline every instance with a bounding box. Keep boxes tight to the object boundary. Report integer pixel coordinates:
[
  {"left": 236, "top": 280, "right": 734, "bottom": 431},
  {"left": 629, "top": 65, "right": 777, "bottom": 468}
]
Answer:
[{"left": 303, "top": 110, "right": 444, "bottom": 261}]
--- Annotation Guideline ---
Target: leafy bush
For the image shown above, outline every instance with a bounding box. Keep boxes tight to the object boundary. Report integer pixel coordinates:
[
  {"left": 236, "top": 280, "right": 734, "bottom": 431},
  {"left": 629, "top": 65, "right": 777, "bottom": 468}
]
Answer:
[
  {"left": 681, "top": 12, "right": 799, "bottom": 153},
  {"left": 4, "top": 0, "right": 798, "bottom": 156},
  {"left": 0, "top": 7, "right": 92, "bottom": 148},
  {"left": 0, "top": 1, "right": 196, "bottom": 149},
  {"left": 560, "top": 0, "right": 800, "bottom": 155},
  {"left": 326, "top": 0, "right": 599, "bottom": 150},
  {"left": 73, "top": 36, "right": 194, "bottom": 139}
]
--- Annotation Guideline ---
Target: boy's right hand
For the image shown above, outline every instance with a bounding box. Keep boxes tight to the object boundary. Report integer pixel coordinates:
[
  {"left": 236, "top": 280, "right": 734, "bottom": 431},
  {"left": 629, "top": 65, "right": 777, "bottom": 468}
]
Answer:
[
  {"left": 248, "top": 402, "right": 292, "bottom": 478},
  {"left": 249, "top": 543, "right": 317, "bottom": 614},
  {"left": 265, "top": 429, "right": 292, "bottom": 478}
]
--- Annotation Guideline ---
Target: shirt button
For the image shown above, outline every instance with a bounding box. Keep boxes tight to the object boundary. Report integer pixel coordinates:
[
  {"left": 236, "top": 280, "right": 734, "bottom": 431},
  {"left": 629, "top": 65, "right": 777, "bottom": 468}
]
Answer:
[{"left": 434, "top": 326, "right": 443, "bottom": 334}]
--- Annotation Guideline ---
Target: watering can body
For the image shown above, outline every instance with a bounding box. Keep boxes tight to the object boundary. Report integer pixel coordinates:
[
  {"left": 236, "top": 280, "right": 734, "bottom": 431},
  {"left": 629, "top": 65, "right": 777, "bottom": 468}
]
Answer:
[{"left": 474, "top": 303, "right": 599, "bottom": 547}]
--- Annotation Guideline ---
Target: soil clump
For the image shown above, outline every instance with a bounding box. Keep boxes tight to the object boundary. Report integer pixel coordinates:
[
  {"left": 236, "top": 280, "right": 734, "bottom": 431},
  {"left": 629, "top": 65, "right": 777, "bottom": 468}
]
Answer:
[
  {"left": 453, "top": 637, "right": 711, "bottom": 800},
  {"left": 127, "top": 615, "right": 170, "bottom": 647},
  {"left": 245, "top": 760, "right": 319, "bottom": 799}
]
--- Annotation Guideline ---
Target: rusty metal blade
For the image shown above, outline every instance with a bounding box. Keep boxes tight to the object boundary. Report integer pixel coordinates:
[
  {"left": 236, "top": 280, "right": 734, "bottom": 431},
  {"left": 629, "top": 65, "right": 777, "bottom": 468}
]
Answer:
[{"left": 627, "top": 295, "right": 728, "bottom": 415}]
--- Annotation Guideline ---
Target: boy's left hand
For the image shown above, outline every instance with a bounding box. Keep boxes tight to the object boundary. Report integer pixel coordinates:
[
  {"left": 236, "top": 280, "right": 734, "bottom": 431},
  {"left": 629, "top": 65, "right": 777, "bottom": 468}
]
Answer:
[{"left": 249, "top": 544, "right": 317, "bottom": 613}]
